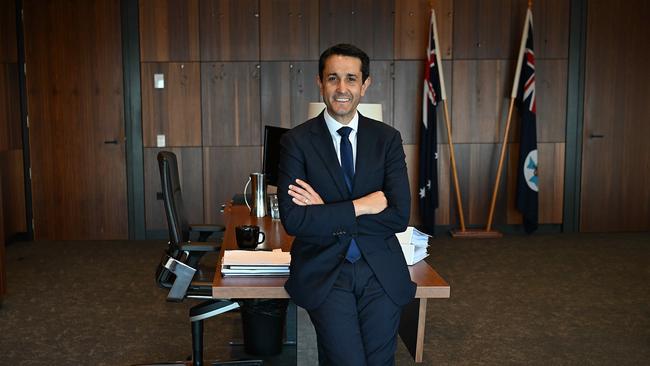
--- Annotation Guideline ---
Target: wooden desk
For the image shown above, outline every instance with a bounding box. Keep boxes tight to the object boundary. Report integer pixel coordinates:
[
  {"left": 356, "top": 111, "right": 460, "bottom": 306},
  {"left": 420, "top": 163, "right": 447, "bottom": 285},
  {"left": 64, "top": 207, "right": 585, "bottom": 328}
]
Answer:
[{"left": 213, "top": 204, "right": 450, "bottom": 362}]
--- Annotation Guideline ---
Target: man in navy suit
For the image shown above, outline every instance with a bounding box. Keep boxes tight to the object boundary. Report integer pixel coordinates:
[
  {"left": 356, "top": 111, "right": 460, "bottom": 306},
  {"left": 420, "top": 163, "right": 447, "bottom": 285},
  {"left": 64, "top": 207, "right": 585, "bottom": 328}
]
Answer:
[{"left": 278, "top": 44, "right": 416, "bottom": 365}]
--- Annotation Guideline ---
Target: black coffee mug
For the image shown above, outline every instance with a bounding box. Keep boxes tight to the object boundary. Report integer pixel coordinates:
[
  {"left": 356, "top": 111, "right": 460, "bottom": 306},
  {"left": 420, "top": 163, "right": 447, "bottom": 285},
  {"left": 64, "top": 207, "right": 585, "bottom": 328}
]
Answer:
[{"left": 235, "top": 225, "right": 265, "bottom": 249}]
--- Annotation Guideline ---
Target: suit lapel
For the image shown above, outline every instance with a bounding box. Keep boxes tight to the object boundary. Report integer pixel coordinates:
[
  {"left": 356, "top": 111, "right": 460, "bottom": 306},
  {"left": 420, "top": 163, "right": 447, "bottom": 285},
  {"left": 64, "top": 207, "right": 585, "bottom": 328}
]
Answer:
[
  {"left": 309, "top": 114, "right": 350, "bottom": 197},
  {"left": 353, "top": 114, "right": 375, "bottom": 195}
]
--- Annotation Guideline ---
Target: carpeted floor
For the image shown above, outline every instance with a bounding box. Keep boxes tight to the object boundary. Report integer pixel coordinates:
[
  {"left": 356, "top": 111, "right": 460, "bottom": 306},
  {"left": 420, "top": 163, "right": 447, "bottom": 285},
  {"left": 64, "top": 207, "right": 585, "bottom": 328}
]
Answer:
[{"left": 0, "top": 232, "right": 648, "bottom": 365}]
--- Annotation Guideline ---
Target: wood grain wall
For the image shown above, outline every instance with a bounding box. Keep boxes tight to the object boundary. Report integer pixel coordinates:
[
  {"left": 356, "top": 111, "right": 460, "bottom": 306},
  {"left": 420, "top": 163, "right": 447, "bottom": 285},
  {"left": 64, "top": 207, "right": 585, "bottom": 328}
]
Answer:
[
  {"left": 139, "top": 0, "right": 569, "bottom": 230},
  {"left": 24, "top": 0, "right": 128, "bottom": 239},
  {"left": 0, "top": 0, "right": 26, "bottom": 240},
  {"left": 580, "top": 0, "right": 650, "bottom": 232},
  {"left": 0, "top": 0, "right": 21, "bottom": 299}
]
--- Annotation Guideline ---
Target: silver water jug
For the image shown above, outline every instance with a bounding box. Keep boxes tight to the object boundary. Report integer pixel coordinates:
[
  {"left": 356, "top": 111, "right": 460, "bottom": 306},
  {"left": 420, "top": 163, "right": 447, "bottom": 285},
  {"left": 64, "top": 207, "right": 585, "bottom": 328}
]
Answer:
[{"left": 244, "top": 172, "right": 267, "bottom": 217}]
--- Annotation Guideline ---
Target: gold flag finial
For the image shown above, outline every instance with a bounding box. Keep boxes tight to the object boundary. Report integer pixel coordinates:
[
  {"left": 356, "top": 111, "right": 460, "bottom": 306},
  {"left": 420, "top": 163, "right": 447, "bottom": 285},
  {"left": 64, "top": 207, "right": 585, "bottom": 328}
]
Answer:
[{"left": 528, "top": 0, "right": 533, "bottom": 9}]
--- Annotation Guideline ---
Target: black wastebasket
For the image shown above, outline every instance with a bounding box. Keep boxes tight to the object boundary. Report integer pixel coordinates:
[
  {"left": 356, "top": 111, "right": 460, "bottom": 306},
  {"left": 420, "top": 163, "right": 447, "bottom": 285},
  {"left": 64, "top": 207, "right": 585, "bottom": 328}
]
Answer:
[{"left": 240, "top": 299, "right": 289, "bottom": 356}]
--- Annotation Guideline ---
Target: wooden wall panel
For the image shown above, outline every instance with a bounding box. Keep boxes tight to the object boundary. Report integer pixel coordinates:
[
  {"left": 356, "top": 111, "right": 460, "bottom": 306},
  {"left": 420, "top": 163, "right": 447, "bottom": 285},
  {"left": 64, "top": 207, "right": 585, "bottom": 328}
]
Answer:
[
  {"left": 200, "top": 0, "right": 260, "bottom": 61},
  {"left": 395, "top": 0, "right": 453, "bottom": 60},
  {"left": 260, "top": 0, "right": 319, "bottom": 61},
  {"left": 394, "top": 61, "right": 422, "bottom": 143},
  {"left": 506, "top": 142, "right": 564, "bottom": 225},
  {"left": 580, "top": 0, "right": 650, "bottom": 232},
  {"left": 452, "top": 60, "right": 511, "bottom": 143},
  {"left": 25, "top": 0, "right": 127, "bottom": 239},
  {"left": 289, "top": 61, "right": 320, "bottom": 125},
  {"left": 203, "top": 146, "right": 262, "bottom": 225},
  {"left": 362, "top": 60, "right": 393, "bottom": 126},
  {"left": 261, "top": 61, "right": 321, "bottom": 129},
  {"left": 141, "top": 62, "right": 202, "bottom": 147},
  {"left": 201, "top": 62, "right": 261, "bottom": 146},
  {"left": 394, "top": 60, "right": 452, "bottom": 144},
  {"left": 454, "top": 143, "right": 506, "bottom": 226},
  {"left": 431, "top": 0, "right": 454, "bottom": 59},
  {"left": 533, "top": 0, "right": 569, "bottom": 59},
  {"left": 0, "top": 0, "right": 17, "bottom": 63},
  {"left": 453, "top": 0, "right": 515, "bottom": 59},
  {"left": 0, "top": 149, "right": 26, "bottom": 235},
  {"left": 144, "top": 147, "right": 204, "bottom": 232},
  {"left": 0, "top": 63, "right": 21, "bottom": 151},
  {"left": 139, "top": 0, "right": 199, "bottom": 62},
  {"left": 538, "top": 142, "right": 564, "bottom": 224},
  {"left": 394, "top": 0, "right": 429, "bottom": 60},
  {"left": 320, "top": 0, "right": 394, "bottom": 59},
  {"left": 132, "top": 0, "right": 572, "bottom": 232},
  {"left": 261, "top": 62, "right": 292, "bottom": 128},
  {"left": 0, "top": 174, "right": 4, "bottom": 300},
  {"left": 536, "top": 59, "right": 567, "bottom": 143}
]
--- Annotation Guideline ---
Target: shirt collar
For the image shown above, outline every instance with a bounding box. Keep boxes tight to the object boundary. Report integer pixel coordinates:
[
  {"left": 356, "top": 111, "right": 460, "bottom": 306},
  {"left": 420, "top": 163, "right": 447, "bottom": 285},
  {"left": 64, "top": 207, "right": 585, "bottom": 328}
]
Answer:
[{"left": 323, "top": 108, "right": 359, "bottom": 137}]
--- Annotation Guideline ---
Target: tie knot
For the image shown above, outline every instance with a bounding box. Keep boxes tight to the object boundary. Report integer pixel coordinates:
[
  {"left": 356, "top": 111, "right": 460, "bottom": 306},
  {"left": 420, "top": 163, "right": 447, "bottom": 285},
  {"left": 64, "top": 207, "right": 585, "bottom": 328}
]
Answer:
[{"left": 337, "top": 126, "right": 352, "bottom": 138}]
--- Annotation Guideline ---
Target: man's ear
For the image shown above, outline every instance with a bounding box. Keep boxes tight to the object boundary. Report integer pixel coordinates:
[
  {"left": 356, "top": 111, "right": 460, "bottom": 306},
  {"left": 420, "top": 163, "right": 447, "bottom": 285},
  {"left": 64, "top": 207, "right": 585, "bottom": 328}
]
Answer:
[
  {"left": 360, "top": 76, "right": 372, "bottom": 96},
  {"left": 316, "top": 75, "right": 323, "bottom": 92}
]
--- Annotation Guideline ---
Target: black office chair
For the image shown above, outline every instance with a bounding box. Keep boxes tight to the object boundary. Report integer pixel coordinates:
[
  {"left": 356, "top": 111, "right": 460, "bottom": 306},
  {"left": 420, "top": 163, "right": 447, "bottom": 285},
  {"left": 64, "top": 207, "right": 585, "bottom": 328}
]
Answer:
[{"left": 137, "top": 151, "right": 262, "bottom": 366}]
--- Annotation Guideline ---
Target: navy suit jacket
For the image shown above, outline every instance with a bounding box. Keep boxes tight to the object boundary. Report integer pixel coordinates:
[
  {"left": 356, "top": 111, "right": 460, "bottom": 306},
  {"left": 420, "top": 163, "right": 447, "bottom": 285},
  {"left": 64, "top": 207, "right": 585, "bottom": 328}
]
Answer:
[{"left": 277, "top": 112, "right": 416, "bottom": 310}]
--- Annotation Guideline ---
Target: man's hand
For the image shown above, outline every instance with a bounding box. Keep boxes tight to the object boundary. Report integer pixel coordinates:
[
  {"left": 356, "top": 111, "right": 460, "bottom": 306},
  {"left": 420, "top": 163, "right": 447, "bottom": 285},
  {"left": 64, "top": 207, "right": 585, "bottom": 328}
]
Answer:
[
  {"left": 353, "top": 191, "right": 387, "bottom": 216},
  {"left": 288, "top": 179, "right": 324, "bottom": 206}
]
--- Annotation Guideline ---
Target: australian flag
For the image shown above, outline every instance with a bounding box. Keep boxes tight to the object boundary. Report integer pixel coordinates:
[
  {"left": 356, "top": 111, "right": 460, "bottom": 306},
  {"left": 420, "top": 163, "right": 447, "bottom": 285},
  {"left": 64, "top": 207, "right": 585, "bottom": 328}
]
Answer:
[
  {"left": 419, "top": 10, "right": 442, "bottom": 235},
  {"left": 515, "top": 9, "right": 538, "bottom": 234}
]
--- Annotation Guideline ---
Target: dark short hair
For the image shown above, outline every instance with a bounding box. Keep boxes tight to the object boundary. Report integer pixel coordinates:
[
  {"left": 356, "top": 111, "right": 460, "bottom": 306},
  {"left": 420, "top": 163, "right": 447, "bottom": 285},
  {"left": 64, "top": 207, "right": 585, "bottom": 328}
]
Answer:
[{"left": 318, "top": 43, "right": 370, "bottom": 83}]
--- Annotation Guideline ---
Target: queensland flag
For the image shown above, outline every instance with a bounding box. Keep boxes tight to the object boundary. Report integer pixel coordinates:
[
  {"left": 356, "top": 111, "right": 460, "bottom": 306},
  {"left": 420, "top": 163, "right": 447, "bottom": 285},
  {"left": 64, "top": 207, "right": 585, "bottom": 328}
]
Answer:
[
  {"left": 515, "top": 9, "right": 538, "bottom": 233},
  {"left": 419, "top": 10, "right": 442, "bottom": 235}
]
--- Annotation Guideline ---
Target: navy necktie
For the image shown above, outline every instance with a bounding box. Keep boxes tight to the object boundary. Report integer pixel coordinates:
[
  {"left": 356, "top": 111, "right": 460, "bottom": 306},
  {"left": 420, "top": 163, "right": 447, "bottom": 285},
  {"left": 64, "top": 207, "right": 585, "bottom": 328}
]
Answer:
[{"left": 338, "top": 127, "right": 361, "bottom": 263}]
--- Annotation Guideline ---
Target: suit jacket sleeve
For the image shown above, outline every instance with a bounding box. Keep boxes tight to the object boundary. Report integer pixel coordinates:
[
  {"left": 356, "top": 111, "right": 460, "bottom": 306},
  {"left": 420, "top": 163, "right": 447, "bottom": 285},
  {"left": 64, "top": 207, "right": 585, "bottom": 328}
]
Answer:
[
  {"left": 277, "top": 131, "right": 358, "bottom": 238},
  {"left": 355, "top": 129, "right": 411, "bottom": 236}
]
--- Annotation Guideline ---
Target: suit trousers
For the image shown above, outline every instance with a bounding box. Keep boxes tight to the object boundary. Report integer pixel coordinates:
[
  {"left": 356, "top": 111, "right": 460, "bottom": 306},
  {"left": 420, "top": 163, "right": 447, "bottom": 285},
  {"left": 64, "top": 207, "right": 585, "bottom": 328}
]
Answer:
[{"left": 307, "top": 257, "right": 402, "bottom": 366}]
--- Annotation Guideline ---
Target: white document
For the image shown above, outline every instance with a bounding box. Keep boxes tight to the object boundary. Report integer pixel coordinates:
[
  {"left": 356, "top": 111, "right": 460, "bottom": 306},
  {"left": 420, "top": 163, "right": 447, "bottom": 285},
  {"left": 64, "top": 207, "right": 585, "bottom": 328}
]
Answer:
[
  {"left": 222, "top": 249, "right": 290, "bottom": 266},
  {"left": 400, "top": 243, "right": 429, "bottom": 265},
  {"left": 396, "top": 227, "right": 431, "bottom": 265},
  {"left": 396, "top": 226, "right": 431, "bottom": 246},
  {"left": 221, "top": 249, "right": 291, "bottom": 277}
]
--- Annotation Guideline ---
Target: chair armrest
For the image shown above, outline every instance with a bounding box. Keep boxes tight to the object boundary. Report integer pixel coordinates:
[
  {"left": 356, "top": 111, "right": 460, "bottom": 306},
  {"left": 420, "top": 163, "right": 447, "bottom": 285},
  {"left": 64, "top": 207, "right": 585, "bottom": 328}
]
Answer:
[
  {"left": 189, "top": 224, "right": 225, "bottom": 232},
  {"left": 189, "top": 224, "right": 225, "bottom": 242},
  {"left": 180, "top": 243, "right": 220, "bottom": 252}
]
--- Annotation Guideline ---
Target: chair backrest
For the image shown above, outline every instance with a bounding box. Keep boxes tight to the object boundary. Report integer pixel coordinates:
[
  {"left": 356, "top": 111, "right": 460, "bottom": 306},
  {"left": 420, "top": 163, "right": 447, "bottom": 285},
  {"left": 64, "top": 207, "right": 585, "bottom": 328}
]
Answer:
[
  {"left": 156, "top": 151, "right": 190, "bottom": 291},
  {"left": 158, "top": 151, "right": 191, "bottom": 248}
]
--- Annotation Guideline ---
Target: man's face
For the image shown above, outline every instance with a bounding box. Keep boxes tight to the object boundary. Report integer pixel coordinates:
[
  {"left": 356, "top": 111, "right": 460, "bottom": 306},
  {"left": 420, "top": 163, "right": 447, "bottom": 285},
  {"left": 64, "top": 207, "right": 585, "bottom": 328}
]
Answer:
[{"left": 317, "top": 55, "right": 371, "bottom": 124}]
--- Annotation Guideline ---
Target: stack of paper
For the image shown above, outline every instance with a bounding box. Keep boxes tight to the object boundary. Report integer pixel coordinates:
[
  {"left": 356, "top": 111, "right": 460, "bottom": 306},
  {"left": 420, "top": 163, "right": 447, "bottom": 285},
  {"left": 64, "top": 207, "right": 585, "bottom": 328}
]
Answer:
[
  {"left": 395, "top": 227, "right": 431, "bottom": 265},
  {"left": 221, "top": 249, "right": 291, "bottom": 277}
]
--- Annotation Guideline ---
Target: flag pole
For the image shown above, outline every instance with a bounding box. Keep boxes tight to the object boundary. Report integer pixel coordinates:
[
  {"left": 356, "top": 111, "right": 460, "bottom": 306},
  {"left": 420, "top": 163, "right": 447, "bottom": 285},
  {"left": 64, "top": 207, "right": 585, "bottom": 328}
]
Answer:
[
  {"left": 485, "top": 5, "right": 532, "bottom": 232},
  {"left": 430, "top": 9, "right": 467, "bottom": 233}
]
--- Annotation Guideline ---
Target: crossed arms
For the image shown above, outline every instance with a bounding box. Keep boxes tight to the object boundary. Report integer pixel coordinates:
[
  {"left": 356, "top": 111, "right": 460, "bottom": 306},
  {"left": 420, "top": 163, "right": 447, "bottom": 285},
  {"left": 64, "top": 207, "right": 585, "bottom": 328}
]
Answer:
[{"left": 277, "top": 127, "right": 411, "bottom": 239}]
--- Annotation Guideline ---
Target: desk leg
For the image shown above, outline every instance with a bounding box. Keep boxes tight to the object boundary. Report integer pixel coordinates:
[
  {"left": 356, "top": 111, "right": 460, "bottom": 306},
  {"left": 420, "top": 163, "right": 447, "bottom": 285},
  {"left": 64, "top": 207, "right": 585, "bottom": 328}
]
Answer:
[
  {"left": 398, "top": 298, "right": 427, "bottom": 363},
  {"left": 286, "top": 301, "right": 297, "bottom": 344}
]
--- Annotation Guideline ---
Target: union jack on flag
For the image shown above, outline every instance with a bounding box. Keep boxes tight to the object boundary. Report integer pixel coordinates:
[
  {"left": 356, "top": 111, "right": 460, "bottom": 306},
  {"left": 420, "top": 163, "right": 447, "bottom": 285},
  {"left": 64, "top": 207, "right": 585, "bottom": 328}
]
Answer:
[{"left": 519, "top": 21, "right": 536, "bottom": 114}]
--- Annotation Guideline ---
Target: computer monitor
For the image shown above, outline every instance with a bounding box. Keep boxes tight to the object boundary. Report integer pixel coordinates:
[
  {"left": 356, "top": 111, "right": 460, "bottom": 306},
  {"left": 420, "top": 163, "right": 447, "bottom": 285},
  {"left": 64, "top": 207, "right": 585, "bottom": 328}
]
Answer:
[{"left": 263, "top": 125, "right": 289, "bottom": 187}]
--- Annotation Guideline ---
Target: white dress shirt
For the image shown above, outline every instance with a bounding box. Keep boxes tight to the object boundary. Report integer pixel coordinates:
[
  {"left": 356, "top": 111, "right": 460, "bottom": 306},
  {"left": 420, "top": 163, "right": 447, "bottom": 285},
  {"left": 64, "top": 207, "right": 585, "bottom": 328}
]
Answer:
[{"left": 323, "top": 108, "right": 359, "bottom": 169}]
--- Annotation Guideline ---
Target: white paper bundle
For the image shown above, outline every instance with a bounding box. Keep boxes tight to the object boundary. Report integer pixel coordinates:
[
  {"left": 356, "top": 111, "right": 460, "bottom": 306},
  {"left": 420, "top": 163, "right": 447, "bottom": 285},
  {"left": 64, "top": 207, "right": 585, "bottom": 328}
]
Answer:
[{"left": 396, "top": 227, "right": 431, "bottom": 265}]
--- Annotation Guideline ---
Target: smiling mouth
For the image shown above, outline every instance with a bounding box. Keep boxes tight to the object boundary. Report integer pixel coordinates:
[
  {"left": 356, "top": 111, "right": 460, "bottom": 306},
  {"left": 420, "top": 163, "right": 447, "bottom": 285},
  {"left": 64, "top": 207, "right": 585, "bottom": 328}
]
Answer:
[{"left": 333, "top": 95, "right": 352, "bottom": 103}]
